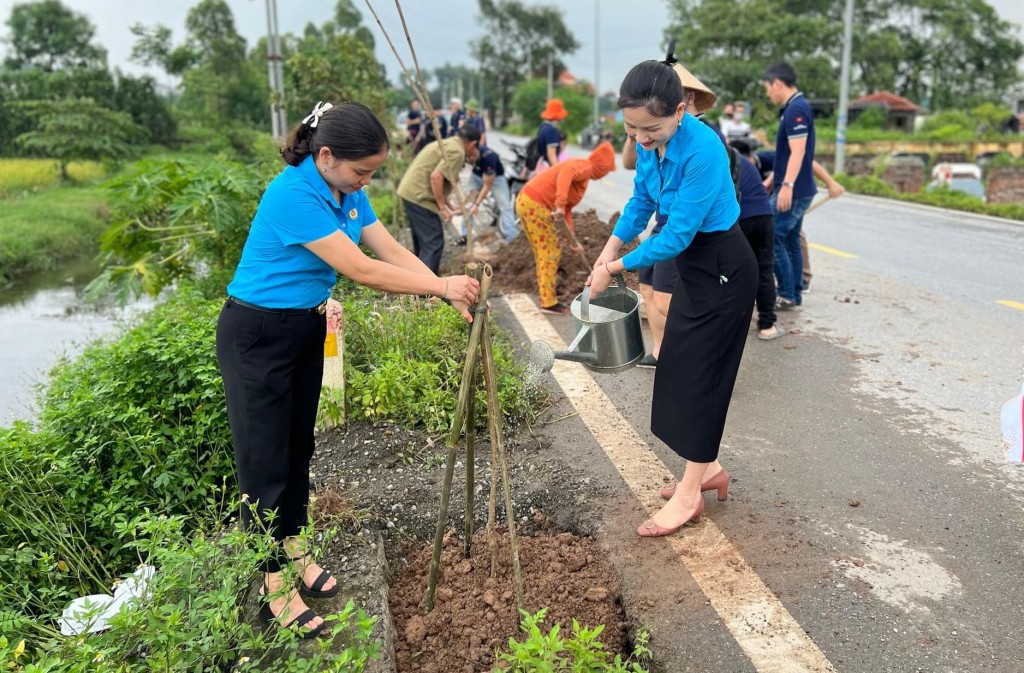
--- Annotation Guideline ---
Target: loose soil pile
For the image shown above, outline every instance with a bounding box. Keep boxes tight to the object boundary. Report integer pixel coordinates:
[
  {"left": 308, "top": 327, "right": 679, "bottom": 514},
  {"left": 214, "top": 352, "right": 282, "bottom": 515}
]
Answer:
[
  {"left": 390, "top": 528, "right": 626, "bottom": 672},
  {"left": 449, "top": 209, "right": 637, "bottom": 305}
]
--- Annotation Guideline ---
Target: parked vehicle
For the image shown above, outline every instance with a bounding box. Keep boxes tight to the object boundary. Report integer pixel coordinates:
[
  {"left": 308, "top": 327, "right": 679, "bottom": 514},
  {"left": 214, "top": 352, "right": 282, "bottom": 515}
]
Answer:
[
  {"left": 578, "top": 123, "right": 614, "bottom": 150},
  {"left": 928, "top": 162, "right": 985, "bottom": 200}
]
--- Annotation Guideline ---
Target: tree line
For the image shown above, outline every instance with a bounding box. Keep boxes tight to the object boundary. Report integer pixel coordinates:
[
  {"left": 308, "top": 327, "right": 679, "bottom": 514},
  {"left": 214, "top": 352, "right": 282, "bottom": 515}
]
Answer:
[
  {"left": 1, "top": 0, "right": 1020, "bottom": 171},
  {"left": 664, "top": 0, "right": 1023, "bottom": 119}
]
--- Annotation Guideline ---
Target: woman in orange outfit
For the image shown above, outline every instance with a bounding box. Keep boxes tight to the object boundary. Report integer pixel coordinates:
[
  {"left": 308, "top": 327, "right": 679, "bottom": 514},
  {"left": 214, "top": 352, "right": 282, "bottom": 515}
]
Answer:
[{"left": 515, "top": 141, "right": 616, "bottom": 314}]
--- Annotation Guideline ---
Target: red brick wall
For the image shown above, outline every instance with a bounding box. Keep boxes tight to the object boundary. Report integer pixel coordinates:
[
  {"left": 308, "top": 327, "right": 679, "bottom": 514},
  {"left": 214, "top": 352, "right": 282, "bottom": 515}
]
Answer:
[
  {"left": 987, "top": 166, "right": 1024, "bottom": 204},
  {"left": 881, "top": 159, "right": 925, "bottom": 193}
]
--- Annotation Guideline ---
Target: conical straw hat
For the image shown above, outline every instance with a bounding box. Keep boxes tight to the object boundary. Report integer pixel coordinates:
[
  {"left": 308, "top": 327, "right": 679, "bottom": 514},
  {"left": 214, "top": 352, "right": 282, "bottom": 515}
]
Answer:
[{"left": 671, "top": 63, "right": 717, "bottom": 114}]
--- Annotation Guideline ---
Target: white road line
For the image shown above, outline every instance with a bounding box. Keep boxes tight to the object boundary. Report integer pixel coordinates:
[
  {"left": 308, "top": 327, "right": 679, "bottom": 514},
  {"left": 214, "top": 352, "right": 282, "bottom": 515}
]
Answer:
[{"left": 505, "top": 292, "right": 838, "bottom": 673}]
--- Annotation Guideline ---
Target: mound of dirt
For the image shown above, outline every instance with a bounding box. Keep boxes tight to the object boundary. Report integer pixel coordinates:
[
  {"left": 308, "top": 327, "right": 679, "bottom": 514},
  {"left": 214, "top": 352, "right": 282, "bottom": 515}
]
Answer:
[
  {"left": 447, "top": 209, "right": 637, "bottom": 306},
  {"left": 390, "top": 527, "right": 627, "bottom": 672}
]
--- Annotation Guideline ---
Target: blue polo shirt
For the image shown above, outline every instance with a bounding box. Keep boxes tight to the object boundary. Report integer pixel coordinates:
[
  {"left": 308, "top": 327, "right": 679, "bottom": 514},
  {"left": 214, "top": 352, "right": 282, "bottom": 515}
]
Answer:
[
  {"left": 473, "top": 145, "right": 505, "bottom": 178},
  {"left": 406, "top": 108, "right": 422, "bottom": 136},
  {"left": 614, "top": 114, "right": 739, "bottom": 270},
  {"left": 449, "top": 109, "right": 465, "bottom": 136},
  {"left": 773, "top": 92, "right": 816, "bottom": 199},
  {"left": 226, "top": 154, "right": 378, "bottom": 308},
  {"left": 465, "top": 114, "right": 486, "bottom": 136},
  {"left": 737, "top": 158, "right": 772, "bottom": 221},
  {"left": 537, "top": 122, "right": 560, "bottom": 159},
  {"left": 755, "top": 150, "right": 774, "bottom": 181}
]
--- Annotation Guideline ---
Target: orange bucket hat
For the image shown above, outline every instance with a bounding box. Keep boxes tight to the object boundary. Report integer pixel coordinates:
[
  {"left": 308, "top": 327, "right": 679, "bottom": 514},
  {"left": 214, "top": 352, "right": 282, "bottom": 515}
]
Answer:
[{"left": 540, "top": 98, "right": 569, "bottom": 121}]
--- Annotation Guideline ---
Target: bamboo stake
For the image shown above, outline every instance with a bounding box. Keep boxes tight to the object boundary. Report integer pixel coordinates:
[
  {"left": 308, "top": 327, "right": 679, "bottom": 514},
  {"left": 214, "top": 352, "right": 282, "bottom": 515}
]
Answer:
[
  {"left": 462, "top": 263, "right": 485, "bottom": 559},
  {"left": 487, "top": 413, "right": 499, "bottom": 577},
  {"left": 446, "top": 264, "right": 492, "bottom": 449},
  {"left": 464, "top": 376, "right": 476, "bottom": 559},
  {"left": 424, "top": 263, "right": 492, "bottom": 612},
  {"left": 363, "top": 0, "right": 476, "bottom": 258},
  {"left": 480, "top": 319, "right": 524, "bottom": 611}
]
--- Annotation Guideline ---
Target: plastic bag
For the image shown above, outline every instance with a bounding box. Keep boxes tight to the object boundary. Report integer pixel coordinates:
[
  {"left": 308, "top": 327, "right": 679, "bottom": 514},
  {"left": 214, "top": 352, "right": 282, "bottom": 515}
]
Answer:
[{"left": 58, "top": 565, "right": 155, "bottom": 635}]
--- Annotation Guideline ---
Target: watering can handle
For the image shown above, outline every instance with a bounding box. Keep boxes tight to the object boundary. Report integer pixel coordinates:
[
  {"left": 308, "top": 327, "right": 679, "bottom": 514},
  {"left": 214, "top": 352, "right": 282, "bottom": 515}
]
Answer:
[{"left": 581, "top": 273, "right": 626, "bottom": 321}]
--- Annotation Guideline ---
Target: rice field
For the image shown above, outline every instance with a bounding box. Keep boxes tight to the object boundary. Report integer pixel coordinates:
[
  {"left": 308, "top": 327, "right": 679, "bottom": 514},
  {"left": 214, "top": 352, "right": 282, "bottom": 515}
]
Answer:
[{"left": 0, "top": 158, "right": 106, "bottom": 197}]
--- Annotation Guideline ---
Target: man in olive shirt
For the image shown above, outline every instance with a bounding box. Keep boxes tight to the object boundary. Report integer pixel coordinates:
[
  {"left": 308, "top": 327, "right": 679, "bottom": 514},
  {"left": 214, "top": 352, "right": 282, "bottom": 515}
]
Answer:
[{"left": 397, "top": 125, "right": 481, "bottom": 273}]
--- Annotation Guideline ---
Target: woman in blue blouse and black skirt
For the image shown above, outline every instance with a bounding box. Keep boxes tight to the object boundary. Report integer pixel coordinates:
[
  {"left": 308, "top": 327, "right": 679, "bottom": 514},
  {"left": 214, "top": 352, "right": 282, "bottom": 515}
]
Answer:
[{"left": 589, "top": 49, "right": 757, "bottom": 538}]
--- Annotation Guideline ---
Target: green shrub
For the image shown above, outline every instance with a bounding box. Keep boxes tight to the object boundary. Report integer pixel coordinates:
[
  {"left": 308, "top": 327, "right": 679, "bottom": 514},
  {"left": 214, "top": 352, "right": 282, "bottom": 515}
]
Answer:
[
  {"left": 366, "top": 184, "right": 398, "bottom": 229},
  {"left": 338, "top": 282, "right": 543, "bottom": 434},
  {"left": 0, "top": 289, "right": 234, "bottom": 618},
  {"left": 849, "top": 106, "right": 887, "bottom": 130},
  {"left": 0, "top": 513, "right": 380, "bottom": 672},
  {"left": 835, "top": 174, "right": 1024, "bottom": 221},
  {"left": 89, "top": 157, "right": 268, "bottom": 302},
  {"left": 917, "top": 110, "right": 976, "bottom": 139},
  {"left": 497, "top": 608, "right": 650, "bottom": 673},
  {"left": 510, "top": 79, "right": 595, "bottom": 140}
]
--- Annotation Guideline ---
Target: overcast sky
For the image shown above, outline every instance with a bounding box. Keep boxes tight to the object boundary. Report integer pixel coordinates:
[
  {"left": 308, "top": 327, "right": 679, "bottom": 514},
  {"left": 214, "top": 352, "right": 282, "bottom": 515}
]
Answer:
[{"left": 1, "top": 0, "right": 1023, "bottom": 97}]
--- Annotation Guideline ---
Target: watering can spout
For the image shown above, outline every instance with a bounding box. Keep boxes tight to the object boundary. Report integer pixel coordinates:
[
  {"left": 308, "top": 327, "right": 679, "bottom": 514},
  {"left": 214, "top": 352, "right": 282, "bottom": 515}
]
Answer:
[{"left": 552, "top": 350, "right": 599, "bottom": 365}]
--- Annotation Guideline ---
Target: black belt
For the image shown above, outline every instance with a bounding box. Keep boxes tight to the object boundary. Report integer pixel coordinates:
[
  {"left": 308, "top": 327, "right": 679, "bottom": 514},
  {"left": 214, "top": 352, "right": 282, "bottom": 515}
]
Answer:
[{"left": 228, "top": 296, "right": 327, "bottom": 315}]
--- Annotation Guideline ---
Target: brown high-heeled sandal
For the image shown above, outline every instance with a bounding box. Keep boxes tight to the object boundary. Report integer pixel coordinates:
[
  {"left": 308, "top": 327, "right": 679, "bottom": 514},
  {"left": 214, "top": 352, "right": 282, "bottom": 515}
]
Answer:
[
  {"left": 637, "top": 498, "right": 705, "bottom": 538},
  {"left": 659, "top": 468, "right": 730, "bottom": 502}
]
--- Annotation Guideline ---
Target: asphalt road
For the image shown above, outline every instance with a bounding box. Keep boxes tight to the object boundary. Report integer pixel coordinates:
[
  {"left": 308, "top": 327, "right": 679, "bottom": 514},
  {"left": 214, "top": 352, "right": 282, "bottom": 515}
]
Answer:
[{"left": 491, "top": 129, "right": 1024, "bottom": 672}]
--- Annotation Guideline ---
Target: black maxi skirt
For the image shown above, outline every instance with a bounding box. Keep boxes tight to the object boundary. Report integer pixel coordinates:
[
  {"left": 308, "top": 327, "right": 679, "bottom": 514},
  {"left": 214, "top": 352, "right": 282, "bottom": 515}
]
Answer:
[{"left": 651, "top": 224, "right": 757, "bottom": 463}]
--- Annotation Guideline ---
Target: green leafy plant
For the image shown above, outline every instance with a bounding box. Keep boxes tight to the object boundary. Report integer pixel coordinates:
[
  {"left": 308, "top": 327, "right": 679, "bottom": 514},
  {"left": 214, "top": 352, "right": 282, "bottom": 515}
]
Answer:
[
  {"left": 496, "top": 608, "right": 651, "bottom": 673},
  {"left": 0, "top": 289, "right": 234, "bottom": 619},
  {"left": 339, "top": 284, "right": 544, "bottom": 433},
  {"left": 1, "top": 512, "right": 380, "bottom": 672},
  {"left": 87, "top": 156, "right": 270, "bottom": 303}
]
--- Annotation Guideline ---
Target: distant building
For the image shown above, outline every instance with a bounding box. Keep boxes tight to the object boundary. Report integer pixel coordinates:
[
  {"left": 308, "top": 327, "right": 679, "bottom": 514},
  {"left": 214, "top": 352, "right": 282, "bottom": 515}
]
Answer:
[{"left": 848, "top": 91, "right": 925, "bottom": 132}]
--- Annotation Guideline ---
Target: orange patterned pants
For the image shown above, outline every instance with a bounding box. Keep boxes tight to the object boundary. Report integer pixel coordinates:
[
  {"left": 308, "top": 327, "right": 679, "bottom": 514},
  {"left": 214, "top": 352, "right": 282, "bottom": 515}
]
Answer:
[{"left": 516, "top": 192, "right": 562, "bottom": 308}]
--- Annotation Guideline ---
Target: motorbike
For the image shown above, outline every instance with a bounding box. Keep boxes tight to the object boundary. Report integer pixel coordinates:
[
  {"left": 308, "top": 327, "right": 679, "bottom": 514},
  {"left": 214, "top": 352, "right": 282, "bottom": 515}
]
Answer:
[{"left": 578, "top": 123, "right": 613, "bottom": 150}]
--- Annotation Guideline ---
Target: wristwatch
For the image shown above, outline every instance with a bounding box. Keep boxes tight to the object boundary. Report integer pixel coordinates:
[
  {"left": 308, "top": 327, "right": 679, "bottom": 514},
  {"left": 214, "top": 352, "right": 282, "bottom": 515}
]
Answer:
[{"left": 782, "top": 181, "right": 795, "bottom": 188}]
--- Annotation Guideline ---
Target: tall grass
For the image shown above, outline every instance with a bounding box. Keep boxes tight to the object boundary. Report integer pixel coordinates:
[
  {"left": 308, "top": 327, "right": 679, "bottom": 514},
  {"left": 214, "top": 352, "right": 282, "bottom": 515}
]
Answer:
[
  {"left": 0, "top": 158, "right": 105, "bottom": 197},
  {"left": 0, "top": 186, "right": 108, "bottom": 283}
]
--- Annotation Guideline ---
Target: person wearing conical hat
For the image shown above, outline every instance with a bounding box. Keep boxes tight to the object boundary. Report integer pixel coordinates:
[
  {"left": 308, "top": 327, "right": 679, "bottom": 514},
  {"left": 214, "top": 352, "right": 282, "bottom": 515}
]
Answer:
[
  {"left": 535, "top": 98, "right": 569, "bottom": 172},
  {"left": 463, "top": 98, "right": 487, "bottom": 147},
  {"left": 516, "top": 141, "right": 617, "bottom": 314},
  {"left": 588, "top": 44, "right": 757, "bottom": 538}
]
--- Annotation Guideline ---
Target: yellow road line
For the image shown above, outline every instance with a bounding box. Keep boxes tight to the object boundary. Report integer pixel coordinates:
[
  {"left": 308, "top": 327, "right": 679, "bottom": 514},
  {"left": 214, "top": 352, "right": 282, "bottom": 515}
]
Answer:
[
  {"left": 808, "top": 242, "right": 858, "bottom": 259},
  {"left": 996, "top": 300, "right": 1024, "bottom": 311},
  {"left": 506, "top": 293, "right": 837, "bottom": 673}
]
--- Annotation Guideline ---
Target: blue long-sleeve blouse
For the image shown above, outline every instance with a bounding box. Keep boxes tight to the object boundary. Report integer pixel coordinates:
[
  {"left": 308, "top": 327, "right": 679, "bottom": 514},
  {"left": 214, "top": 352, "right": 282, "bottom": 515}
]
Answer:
[{"left": 614, "top": 114, "right": 739, "bottom": 270}]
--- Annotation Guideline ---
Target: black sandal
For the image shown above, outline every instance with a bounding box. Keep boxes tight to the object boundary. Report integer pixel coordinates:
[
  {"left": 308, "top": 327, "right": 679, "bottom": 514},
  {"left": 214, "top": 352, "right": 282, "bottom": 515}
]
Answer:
[
  {"left": 290, "top": 555, "right": 340, "bottom": 598},
  {"left": 258, "top": 580, "right": 325, "bottom": 639}
]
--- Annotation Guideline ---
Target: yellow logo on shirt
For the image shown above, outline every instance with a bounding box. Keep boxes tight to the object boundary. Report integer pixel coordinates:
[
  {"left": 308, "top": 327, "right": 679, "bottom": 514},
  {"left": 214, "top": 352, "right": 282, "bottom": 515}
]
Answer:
[{"left": 349, "top": 208, "right": 358, "bottom": 219}]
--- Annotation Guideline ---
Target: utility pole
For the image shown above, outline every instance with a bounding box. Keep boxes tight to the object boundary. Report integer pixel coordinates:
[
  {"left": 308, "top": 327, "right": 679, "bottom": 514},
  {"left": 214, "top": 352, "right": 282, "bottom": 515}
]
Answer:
[
  {"left": 263, "top": 0, "right": 287, "bottom": 140},
  {"left": 835, "top": 0, "right": 855, "bottom": 174},
  {"left": 547, "top": 52, "right": 553, "bottom": 99},
  {"left": 593, "top": 0, "right": 600, "bottom": 125}
]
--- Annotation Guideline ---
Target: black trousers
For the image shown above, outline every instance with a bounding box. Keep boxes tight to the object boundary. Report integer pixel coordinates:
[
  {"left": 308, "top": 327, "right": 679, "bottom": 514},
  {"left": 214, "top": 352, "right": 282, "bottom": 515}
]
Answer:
[
  {"left": 651, "top": 225, "right": 757, "bottom": 463},
  {"left": 403, "top": 199, "right": 445, "bottom": 274},
  {"left": 738, "top": 214, "right": 777, "bottom": 330},
  {"left": 216, "top": 300, "right": 326, "bottom": 572}
]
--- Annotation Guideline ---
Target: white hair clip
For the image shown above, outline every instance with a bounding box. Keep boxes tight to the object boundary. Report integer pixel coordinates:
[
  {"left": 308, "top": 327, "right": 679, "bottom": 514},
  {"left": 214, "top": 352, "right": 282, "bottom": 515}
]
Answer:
[{"left": 302, "top": 101, "right": 334, "bottom": 128}]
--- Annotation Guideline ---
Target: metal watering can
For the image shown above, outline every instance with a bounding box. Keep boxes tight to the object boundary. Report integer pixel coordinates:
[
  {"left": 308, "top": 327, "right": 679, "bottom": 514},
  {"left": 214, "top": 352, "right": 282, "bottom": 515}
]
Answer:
[{"left": 529, "top": 274, "right": 645, "bottom": 374}]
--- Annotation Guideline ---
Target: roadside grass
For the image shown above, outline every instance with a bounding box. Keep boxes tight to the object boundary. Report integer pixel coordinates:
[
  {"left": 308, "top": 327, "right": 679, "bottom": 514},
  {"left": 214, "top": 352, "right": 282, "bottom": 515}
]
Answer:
[
  {"left": 835, "top": 174, "right": 1024, "bottom": 221},
  {"left": 0, "top": 186, "right": 108, "bottom": 283},
  {"left": 0, "top": 158, "right": 105, "bottom": 198}
]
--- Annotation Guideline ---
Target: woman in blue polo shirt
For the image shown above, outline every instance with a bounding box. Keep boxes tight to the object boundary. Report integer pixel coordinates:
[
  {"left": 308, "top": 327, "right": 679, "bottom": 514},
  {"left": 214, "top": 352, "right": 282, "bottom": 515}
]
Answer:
[
  {"left": 217, "top": 101, "right": 480, "bottom": 638},
  {"left": 588, "top": 50, "right": 757, "bottom": 538}
]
